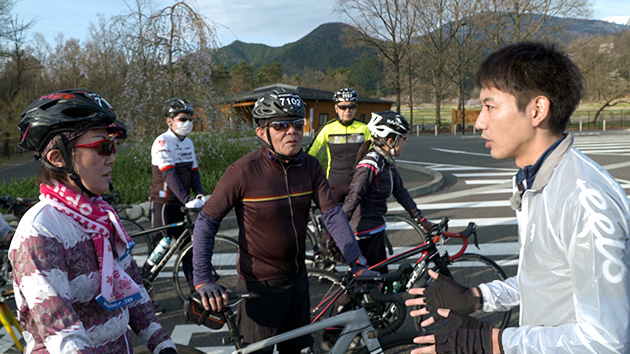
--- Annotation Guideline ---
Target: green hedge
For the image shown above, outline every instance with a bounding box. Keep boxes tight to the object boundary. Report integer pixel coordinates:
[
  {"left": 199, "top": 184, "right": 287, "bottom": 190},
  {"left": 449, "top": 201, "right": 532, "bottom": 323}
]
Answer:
[{"left": 0, "top": 126, "right": 259, "bottom": 204}]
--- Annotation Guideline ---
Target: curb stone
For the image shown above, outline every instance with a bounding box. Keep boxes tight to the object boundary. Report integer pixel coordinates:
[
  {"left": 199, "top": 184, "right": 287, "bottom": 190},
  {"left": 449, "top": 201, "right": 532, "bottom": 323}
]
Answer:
[{"left": 4, "top": 167, "right": 443, "bottom": 231}]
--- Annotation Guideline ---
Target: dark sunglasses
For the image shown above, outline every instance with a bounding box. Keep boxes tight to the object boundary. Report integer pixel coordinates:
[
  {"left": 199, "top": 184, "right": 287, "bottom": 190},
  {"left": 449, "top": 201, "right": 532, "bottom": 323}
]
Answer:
[
  {"left": 337, "top": 104, "right": 357, "bottom": 110},
  {"left": 268, "top": 118, "right": 305, "bottom": 131},
  {"left": 73, "top": 139, "right": 117, "bottom": 156},
  {"left": 175, "top": 117, "right": 194, "bottom": 122}
]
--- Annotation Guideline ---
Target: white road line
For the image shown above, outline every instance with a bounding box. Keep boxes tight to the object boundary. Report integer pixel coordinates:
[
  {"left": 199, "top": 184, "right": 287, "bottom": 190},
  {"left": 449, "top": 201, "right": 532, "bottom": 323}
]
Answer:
[
  {"left": 465, "top": 179, "right": 512, "bottom": 185},
  {"left": 0, "top": 328, "right": 20, "bottom": 353},
  {"left": 454, "top": 172, "right": 516, "bottom": 177},
  {"left": 478, "top": 188, "right": 513, "bottom": 194},
  {"left": 196, "top": 347, "right": 234, "bottom": 354},
  {"left": 430, "top": 148, "right": 492, "bottom": 157},
  {"left": 389, "top": 200, "right": 511, "bottom": 212}
]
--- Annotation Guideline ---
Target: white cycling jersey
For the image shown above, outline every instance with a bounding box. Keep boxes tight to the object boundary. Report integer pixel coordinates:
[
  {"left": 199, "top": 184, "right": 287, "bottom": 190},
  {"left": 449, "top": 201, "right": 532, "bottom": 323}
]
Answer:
[
  {"left": 479, "top": 134, "right": 630, "bottom": 353},
  {"left": 149, "top": 129, "right": 200, "bottom": 203}
]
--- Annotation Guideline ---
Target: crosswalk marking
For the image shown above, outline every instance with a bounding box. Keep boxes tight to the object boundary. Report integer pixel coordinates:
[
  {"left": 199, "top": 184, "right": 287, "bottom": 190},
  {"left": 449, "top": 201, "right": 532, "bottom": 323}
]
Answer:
[
  {"left": 4, "top": 133, "right": 629, "bottom": 354},
  {"left": 390, "top": 200, "right": 512, "bottom": 211},
  {"left": 453, "top": 172, "right": 515, "bottom": 177},
  {"left": 0, "top": 327, "right": 21, "bottom": 353},
  {"left": 167, "top": 132, "right": 630, "bottom": 353},
  {"left": 465, "top": 179, "right": 511, "bottom": 185}
]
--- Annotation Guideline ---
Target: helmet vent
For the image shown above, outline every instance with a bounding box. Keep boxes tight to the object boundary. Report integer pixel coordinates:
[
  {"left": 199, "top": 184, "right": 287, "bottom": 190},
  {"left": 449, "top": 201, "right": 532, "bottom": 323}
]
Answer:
[{"left": 62, "top": 107, "right": 97, "bottom": 118}]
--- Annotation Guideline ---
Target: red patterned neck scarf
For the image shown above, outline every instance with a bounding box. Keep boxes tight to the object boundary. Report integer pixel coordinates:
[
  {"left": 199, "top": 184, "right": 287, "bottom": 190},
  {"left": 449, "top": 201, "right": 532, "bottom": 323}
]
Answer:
[{"left": 40, "top": 180, "right": 142, "bottom": 310}]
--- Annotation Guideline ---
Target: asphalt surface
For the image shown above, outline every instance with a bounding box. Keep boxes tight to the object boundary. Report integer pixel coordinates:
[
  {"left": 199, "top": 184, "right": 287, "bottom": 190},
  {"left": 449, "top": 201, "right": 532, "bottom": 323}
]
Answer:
[{"left": 2, "top": 130, "right": 630, "bottom": 353}]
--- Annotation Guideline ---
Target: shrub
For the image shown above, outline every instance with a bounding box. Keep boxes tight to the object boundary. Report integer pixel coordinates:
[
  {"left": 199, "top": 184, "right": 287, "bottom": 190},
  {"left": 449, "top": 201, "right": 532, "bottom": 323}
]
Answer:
[{"left": 0, "top": 125, "right": 259, "bottom": 204}]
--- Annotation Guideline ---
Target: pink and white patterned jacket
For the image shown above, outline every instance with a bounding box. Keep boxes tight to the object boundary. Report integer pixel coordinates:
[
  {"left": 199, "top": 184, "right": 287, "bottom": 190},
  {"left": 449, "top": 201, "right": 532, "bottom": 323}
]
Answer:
[{"left": 9, "top": 199, "right": 176, "bottom": 354}]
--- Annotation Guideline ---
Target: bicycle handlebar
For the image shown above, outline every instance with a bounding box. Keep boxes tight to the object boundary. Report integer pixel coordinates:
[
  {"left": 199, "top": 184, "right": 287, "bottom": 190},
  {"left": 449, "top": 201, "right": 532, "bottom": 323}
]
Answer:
[
  {"left": 429, "top": 219, "right": 477, "bottom": 261},
  {"left": 355, "top": 262, "right": 413, "bottom": 284},
  {"left": 0, "top": 196, "right": 36, "bottom": 218}
]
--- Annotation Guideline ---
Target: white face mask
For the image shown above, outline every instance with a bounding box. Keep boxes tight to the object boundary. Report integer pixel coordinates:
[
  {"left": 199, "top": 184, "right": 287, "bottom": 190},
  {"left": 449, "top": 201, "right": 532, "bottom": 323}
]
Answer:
[{"left": 173, "top": 120, "right": 193, "bottom": 136}]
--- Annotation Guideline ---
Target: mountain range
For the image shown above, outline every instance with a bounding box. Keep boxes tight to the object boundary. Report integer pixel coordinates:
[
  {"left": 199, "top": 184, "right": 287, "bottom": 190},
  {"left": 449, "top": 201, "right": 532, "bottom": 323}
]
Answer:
[{"left": 215, "top": 18, "right": 629, "bottom": 92}]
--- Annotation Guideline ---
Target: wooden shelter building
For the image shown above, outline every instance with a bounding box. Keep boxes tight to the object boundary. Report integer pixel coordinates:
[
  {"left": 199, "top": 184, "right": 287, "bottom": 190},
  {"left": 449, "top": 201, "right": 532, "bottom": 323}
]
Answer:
[{"left": 228, "top": 83, "right": 394, "bottom": 135}]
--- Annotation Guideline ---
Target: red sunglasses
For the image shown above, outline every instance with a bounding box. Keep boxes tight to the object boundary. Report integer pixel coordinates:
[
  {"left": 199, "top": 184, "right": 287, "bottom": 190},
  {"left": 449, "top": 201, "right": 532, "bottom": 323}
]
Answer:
[{"left": 73, "top": 139, "right": 117, "bottom": 156}]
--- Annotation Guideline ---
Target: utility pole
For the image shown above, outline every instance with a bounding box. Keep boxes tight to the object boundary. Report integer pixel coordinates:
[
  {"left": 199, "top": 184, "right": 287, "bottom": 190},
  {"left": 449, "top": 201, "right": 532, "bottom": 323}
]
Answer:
[{"left": 458, "top": 23, "right": 468, "bottom": 135}]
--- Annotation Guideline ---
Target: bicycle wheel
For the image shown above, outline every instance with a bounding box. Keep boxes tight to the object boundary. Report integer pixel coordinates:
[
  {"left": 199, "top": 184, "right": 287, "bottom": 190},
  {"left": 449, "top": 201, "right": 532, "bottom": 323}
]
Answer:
[
  {"left": 384, "top": 214, "right": 427, "bottom": 256},
  {"left": 304, "top": 228, "right": 318, "bottom": 266},
  {"left": 414, "top": 253, "right": 512, "bottom": 331},
  {"left": 120, "top": 218, "right": 151, "bottom": 265},
  {"left": 173, "top": 235, "right": 239, "bottom": 303},
  {"left": 306, "top": 268, "right": 346, "bottom": 354}
]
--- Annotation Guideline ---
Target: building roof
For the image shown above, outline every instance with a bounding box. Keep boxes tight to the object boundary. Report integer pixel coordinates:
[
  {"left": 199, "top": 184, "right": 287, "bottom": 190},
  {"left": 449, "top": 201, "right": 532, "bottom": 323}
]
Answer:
[{"left": 229, "top": 83, "right": 394, "bottom": 105}]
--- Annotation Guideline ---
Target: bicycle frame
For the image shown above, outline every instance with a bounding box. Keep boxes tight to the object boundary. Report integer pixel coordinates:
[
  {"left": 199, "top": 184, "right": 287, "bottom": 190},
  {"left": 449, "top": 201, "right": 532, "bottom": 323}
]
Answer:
[
  {"left": 234, "top": 308, "right": 380, "bottom": 354},
  {"left": 0, "top": 289, "right": 22, "bottom": 351},
  {"left": 219, "top": 272, "right": 409, "bottom": 354},
  {"left": 308, "top": 220, "right": 480, "bottom": 331},
  {"left": 369, "top": 221, "right": 477, "bottom": 289},
  {"left": 130, "top": 208, "right": 197, "bottom": 284}
]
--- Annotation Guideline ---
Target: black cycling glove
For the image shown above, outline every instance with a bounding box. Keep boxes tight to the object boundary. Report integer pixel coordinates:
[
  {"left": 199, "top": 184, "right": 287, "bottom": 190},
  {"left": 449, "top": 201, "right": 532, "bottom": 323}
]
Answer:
[
  {"left": 424, "top": 274, "right": 482, "bottom": 315},
  {"left": 433, "top": 310, "right": 500, "bottom": 354},
  {"left": 159, "top": 347, "right": 178, "bottom": 354}
]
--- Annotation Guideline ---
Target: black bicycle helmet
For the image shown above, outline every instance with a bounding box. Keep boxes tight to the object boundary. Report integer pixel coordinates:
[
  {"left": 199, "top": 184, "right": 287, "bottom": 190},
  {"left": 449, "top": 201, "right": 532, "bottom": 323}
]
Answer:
[
  {"left": 18, "top": 89, "right": 118, "bottom": 197},
  {"left": 252, "top": 90, "right": 305, "bottom": 125},
  {"left": 367, "top": 111, "right": 409, "bottom": 139},
  {"left": 163, "top": 97, "right": 194, "bottom": 118},
  {"left": 18, "top": 89, "right": 117, "bottom": 153},
  {"left": 333, "top": 88, "right": 358, "bottom": 103},
  {"left": 252, "top": 90, "right": 305, "bottom": 162},
  {"left": 109, "top": 120, "right": 128, "bottom": 140}
]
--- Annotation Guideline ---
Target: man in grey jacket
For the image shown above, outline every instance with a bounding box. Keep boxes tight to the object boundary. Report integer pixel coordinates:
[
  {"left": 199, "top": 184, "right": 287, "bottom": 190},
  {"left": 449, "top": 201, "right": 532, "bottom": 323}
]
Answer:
[{"left": 406, "top": 41, "right": 630, "bottom": 353}]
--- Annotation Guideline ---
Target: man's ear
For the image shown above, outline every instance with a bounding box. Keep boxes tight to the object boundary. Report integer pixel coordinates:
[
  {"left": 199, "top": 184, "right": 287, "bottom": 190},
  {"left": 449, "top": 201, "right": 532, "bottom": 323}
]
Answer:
[
  {"left": 255, "top": 127, "right": 268, "bottom": 143},
  {"left": 531, "top": 96, "right": 551, "bottom": 128},
  {"left": 45, "top": 149, "right": 66, "bottom": 168}
]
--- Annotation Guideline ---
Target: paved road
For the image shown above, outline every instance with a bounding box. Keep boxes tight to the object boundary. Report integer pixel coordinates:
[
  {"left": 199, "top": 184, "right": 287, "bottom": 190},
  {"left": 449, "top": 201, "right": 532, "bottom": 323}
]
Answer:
[
  {"left": 0, "top": 156, "right": 39, "bottom": 185},
  {"left": 2, "top": 130, "right": 630, "bottom": 353}
]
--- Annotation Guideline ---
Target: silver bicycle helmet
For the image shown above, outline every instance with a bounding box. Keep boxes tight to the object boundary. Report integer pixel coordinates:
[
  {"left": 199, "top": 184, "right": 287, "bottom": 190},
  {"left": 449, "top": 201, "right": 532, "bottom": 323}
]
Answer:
[{"left": 333, "top": 88, "right": 358, "bottom": 103}]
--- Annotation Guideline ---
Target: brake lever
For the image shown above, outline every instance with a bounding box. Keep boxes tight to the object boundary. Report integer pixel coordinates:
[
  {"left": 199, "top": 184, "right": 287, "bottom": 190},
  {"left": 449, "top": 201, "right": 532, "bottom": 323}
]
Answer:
[{"left": 472, "top": 228, "right": 480, "bottom": 249}]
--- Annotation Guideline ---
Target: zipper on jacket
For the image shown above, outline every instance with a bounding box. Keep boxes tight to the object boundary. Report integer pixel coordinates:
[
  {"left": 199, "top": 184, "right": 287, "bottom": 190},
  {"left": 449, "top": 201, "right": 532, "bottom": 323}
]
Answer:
[{"left": 282, "top": 163, "right": 301, "bottom": 273}]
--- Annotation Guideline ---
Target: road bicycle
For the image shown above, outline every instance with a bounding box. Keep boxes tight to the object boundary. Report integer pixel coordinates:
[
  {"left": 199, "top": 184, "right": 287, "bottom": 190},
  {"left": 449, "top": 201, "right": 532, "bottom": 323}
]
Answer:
[
  {"left": 0, "top": 196, "right": 38, "bottom": 288},
  {"left": 307, "top": 217, "right": 512, "bottom": 333},
  {"left": 0, "top": 193, "right": 152, "bottom": 270},
  {"left": 305, "top": 204, "right": 427, "bottom": 270},
  {"left": 101, "top": 188, "right": 152, "bottom": 258},
  {"left": 122, "top": 206, "right": 240, "bottom": 303},
  {"left": 186, "top": 265, "right": 417, "bottom": 354},
  {"left": 0, "top": 287, "right": 22, "bottom": 352}
]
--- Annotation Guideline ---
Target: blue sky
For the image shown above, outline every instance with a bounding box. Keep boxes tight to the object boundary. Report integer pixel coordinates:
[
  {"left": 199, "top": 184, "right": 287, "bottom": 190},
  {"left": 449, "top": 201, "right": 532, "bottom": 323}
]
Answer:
[{"left": 13, "top": 0, "right": 630, "bottom": 48}]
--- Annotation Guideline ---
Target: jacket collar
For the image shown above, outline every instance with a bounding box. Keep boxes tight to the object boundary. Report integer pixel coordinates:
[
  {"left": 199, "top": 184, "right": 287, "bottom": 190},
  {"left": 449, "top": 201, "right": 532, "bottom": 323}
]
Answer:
[
  {"left": 515, "top": 134, "right": 569, "bottom": 192},
  {"left": 510, "top": 133, "right": 573, "bottom": 211},
  {"left": 260, "top": 146, "right": 303, "bottom": 168}
]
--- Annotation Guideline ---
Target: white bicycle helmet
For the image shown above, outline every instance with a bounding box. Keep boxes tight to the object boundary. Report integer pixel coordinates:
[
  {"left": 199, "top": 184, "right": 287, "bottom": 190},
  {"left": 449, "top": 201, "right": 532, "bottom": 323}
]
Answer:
[{"left": 367, "top": 111, "right": 409, "bottom": 139}]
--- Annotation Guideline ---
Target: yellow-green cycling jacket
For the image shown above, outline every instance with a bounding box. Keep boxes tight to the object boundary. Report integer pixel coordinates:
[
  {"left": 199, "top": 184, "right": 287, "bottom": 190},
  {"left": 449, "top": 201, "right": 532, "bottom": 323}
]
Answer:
[{"left": 306, "top": 118, "right": 371, "bottom": 186}]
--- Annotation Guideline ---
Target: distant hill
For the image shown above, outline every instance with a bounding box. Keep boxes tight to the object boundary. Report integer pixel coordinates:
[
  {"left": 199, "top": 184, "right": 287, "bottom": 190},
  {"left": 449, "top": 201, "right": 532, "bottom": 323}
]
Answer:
[
  {"left": 215, "top": 18, "right": 629, "bottom": 92},
  {"left": 216, "top": 22, "right": 377, "bottom": 75},
  {"left": 557, "top": 17, "right": 629, "bottom": 39}
]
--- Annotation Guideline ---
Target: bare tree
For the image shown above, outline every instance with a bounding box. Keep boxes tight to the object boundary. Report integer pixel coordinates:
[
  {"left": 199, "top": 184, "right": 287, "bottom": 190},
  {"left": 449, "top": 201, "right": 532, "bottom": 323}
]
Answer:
[
  {"left": 477, "top": 0, "right": 591, "bottom": 50},
  {"left": 410, "top": 0, "right": 477, "bottom": 131},
  {"left": 110, "top": 0, "right": 221, "bottom": 136},
  {"left": 338, "top": 0, "right": 417, "bottom": 112},
  {"left": 0, "top": 11, "right": 37, "bottom": 138},
  {"left": 570, "top": 31, "right": 630, "bottom": 124},
  {"left": 146, "top": 1, "right": 218, "bottom": 97}
]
